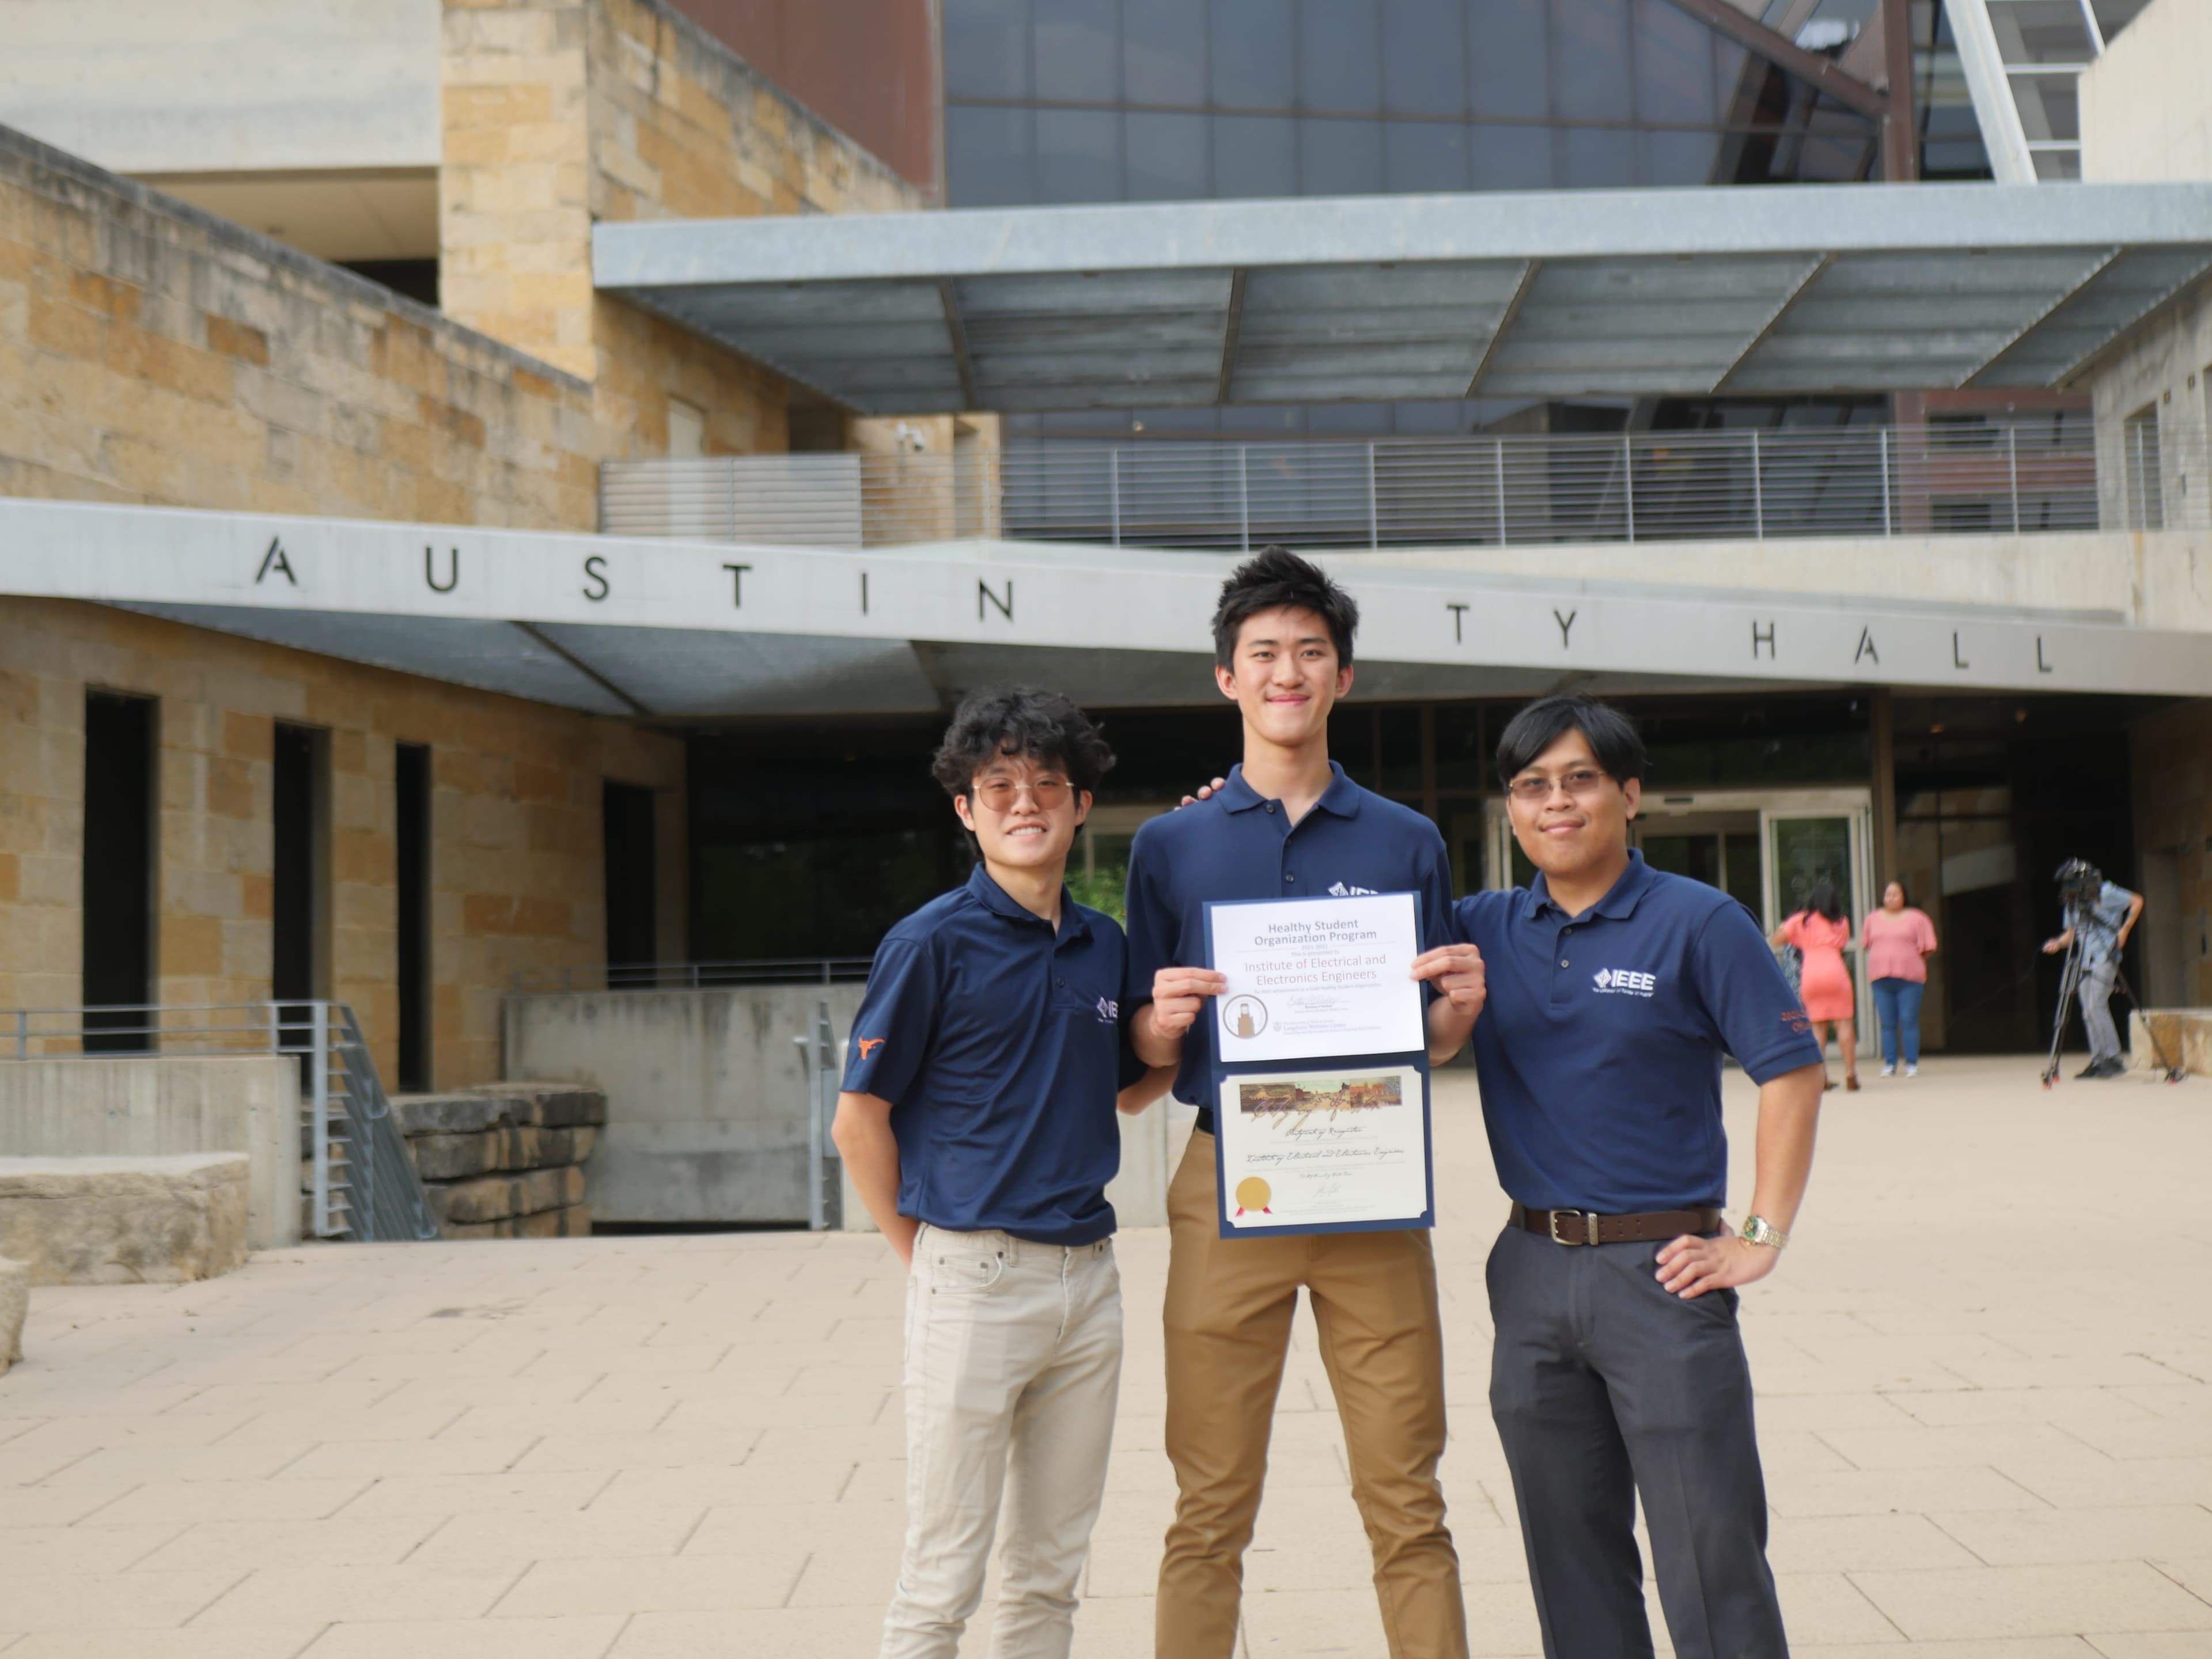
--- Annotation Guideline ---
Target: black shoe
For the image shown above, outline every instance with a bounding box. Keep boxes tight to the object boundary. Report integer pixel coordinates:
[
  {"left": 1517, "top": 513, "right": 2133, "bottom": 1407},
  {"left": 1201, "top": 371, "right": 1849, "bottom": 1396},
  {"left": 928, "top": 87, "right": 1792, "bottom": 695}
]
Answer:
[
  {"left": 2075, "top": 1060, "right": 2103, "bottom": 1078},
  {"left": 2093, "top": 1056, "right": 2128, "bottom": 1078}
]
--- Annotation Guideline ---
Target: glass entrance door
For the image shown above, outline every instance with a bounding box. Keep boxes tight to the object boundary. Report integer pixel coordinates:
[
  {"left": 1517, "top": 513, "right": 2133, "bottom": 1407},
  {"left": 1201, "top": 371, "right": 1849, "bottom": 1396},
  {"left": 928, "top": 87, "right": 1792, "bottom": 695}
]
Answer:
[{"left": 1763, "top": 804, "right": 1876, "bottom": 1055}]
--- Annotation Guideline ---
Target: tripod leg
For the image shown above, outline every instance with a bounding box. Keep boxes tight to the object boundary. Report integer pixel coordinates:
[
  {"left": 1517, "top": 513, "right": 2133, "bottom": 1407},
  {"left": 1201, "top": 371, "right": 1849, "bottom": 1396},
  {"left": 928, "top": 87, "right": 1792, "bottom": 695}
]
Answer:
[
  {"left": 2112, "top": 964, "right": 2185, "bottom": 1081},
  {"left": 2044, "top": 940, "right": 2082, "bottom": 1086}
]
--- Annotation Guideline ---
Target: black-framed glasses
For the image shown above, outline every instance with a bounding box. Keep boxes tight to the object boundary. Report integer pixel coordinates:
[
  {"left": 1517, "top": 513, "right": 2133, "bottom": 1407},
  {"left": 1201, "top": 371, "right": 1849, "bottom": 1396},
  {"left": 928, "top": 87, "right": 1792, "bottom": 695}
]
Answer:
[
  {"left": 1505, "top": 768, "right": 1610, "bottom": 804},
  {"left": 971, "top": 776, "right": 1073, "bottom": 812}
]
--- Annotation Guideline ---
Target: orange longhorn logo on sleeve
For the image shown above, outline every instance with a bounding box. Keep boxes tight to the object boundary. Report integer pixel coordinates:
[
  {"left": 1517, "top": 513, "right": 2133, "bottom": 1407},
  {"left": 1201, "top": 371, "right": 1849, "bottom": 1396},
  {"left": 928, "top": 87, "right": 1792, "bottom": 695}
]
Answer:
[{"left": 858, "top": 1037, "right": 886, "bottom": 1059}]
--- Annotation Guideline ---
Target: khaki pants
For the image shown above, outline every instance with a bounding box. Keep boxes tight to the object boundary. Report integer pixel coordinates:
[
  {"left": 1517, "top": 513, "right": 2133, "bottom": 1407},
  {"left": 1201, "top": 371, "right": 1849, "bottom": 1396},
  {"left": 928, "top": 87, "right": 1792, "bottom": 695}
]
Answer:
[
  {"left": 882, "top": 1226, "right": 1123, "bottom": 1659},
  {"left": 1157, "top": 1132, "right": 1467, "bottom": 1659}
]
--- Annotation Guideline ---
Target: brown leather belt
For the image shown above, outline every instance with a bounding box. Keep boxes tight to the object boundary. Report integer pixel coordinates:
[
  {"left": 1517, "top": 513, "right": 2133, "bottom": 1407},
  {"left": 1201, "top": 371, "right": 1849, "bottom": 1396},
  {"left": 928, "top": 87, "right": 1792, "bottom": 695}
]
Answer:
[{"left": 1510, "top": 1201, "right": 1724, "bottom": 1247}]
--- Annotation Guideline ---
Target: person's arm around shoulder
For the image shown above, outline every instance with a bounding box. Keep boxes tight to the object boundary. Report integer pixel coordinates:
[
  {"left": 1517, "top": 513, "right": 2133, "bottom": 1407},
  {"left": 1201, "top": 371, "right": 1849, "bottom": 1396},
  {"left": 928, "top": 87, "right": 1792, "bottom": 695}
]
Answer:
[{"left": 1656, "top": 900, "right": 1824, "bottom": 1299}]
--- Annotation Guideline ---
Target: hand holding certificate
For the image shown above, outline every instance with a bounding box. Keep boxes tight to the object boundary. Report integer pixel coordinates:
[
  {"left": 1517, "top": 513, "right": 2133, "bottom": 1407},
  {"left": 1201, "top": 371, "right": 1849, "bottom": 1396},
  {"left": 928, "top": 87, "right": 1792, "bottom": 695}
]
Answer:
[{"left": 1204, "top": 892, "right": 1435, "bottom": 1238}]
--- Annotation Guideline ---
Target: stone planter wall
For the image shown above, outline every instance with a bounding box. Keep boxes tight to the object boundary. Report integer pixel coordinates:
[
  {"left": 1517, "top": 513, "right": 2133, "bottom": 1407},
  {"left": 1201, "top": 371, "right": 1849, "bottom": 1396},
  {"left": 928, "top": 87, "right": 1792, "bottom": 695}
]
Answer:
[{"left": 391, "top": 1084, "right": 605, "bottom": 1240}]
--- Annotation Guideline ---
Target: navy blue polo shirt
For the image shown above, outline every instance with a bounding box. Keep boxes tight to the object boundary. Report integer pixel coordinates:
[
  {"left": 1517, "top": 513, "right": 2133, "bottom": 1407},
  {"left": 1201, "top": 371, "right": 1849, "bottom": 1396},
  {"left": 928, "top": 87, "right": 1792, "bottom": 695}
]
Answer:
[
  {"left": 1124, "top": 761, "right": 1453, "bottom": 1132},
  {"left": 1456, "top": 852, "right": 1822, "bottom": 1214},
  {"left": 842, "top": 865, "right": 1139, "bottom": 1245}
]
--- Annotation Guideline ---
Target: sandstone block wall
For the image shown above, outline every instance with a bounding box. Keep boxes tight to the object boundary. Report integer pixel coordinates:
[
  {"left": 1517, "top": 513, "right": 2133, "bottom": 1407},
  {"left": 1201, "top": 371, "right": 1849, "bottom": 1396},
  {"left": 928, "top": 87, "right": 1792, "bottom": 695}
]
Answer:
[
  {"left": 393, "top": 1081, "right": 604, "bottom": 1238},
  {"left": 0, "top": 597, "right": 684, "bottom": 1089},
  {"left": 440, "top": 0, "right": 925, "bottom": 445},
  {"left": 0, "top": 1152, "right": 249, "bottom": 1285}
]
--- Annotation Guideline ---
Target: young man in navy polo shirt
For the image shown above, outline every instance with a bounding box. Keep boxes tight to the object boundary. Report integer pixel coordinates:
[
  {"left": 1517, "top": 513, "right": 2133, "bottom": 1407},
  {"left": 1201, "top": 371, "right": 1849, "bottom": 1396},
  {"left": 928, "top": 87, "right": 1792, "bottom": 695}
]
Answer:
[
  {"left": 1124, "top": 547, "right": 1489, "bottom": 1659},
  {"left": 834, "top": 686, "right": 1159, "bottom": 1659},
  {"left": 1459, "top": 694, "right": 1825, "bottom": 1659}
]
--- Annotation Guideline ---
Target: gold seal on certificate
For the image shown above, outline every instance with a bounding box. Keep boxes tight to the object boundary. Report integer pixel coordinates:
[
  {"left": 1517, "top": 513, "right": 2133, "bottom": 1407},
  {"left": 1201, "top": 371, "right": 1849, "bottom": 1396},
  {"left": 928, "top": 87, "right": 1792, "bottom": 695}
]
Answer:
[{"left": 1205, "top": 893, "right": 1435, "bottom": 1236}]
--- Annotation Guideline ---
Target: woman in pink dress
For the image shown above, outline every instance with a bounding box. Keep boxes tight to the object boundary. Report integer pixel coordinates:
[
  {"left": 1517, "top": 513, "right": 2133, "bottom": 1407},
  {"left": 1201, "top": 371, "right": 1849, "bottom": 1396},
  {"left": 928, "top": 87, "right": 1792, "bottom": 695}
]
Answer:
[{"left": 1771, "top": 880, "right": 1858, "bottom": 1090}]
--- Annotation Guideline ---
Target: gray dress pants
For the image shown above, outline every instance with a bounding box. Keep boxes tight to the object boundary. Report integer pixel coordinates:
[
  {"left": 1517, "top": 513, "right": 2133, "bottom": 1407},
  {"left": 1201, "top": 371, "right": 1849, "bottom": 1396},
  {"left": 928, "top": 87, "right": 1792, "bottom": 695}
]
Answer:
[
  {"left": 2078, "top": 956, "right": 2121, "bottom": 1062},
  {"left": 1486, "top": 1224, "right": 1787, "bottom": 1659}
]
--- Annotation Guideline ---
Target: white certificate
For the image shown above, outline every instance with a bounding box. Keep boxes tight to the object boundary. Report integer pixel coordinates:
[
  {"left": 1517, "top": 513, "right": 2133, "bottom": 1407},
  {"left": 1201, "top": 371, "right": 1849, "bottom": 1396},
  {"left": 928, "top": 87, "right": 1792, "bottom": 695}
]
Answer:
[
  {"left": 1206, "top": 892, "right": 1426, "bottom": 1063},
  {"left": 1214, "top": 1063, "right": 1431, "bottom": 1234}
]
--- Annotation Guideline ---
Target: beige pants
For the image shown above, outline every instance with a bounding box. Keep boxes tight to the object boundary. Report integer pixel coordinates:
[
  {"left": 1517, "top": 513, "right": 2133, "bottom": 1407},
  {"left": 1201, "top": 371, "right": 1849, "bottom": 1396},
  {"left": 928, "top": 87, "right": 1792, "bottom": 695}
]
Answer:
[
  {"left": 1157, "top": 1132, "right": 1467, "bottom": 1659},
  {"left": 882, "top": 1225, "right": 1123, "bottom": 1659}
]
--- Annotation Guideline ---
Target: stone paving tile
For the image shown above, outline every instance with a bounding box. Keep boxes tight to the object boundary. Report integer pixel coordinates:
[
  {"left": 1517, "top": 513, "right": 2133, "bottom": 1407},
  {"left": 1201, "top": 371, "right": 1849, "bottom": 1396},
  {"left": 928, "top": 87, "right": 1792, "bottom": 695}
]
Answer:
[{"left": 0, "top": 1057, "right": 2207, "bottom": 1655}]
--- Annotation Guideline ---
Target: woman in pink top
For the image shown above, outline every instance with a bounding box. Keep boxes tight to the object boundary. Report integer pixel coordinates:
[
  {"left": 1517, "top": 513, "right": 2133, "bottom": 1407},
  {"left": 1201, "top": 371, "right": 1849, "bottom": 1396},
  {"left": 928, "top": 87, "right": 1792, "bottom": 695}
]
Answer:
[
  {"left": 1771, "top": 881, "right": 1857, "bottom": 1090},
  {"left": 1862, "top": 880, "right": 1938, "bottom": 1077}
]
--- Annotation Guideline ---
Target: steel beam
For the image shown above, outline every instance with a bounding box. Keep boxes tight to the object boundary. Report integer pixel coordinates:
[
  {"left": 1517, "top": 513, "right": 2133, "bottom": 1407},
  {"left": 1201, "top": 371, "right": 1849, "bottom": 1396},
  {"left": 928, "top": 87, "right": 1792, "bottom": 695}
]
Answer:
[
  {"left": 1657, "top": 0, "right": 1890, "bottom": 121},
  {"left": 1466, "top": 260, "right": 1540, "bottom": 397},
  {"left": 1713, "top": 254, "right": 1834, "bottom": 391},
  {"left": 938, "top": 279, "right": 978, "bottom": 411},
  {"left": 1216, "top": 268, "right": 1247, "bottom": 404}
]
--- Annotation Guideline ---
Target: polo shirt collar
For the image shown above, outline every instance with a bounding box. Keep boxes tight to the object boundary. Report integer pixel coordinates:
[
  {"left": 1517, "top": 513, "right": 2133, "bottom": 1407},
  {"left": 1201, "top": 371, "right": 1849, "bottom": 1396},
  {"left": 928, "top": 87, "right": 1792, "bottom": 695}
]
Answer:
[
  {"left": 964, "top": 862, "right": 1090, "bottom": 940},
  {"left": 1523, "top": 849, "right": 1657, "bottom": 923},
  {"left": 1219, "top": 760, "right": 1364, "bottom": 819}
]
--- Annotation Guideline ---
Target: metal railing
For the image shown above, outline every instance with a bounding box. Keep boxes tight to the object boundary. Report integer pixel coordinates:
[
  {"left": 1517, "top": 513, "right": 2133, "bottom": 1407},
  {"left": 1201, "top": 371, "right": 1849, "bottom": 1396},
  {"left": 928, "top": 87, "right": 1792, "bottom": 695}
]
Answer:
[
  {"left": 603, "top": 424, "right": 2104, "bottom": 552},
  {"left": 0, "top": 1001, "right": 437, "bottom": 1244},
  {"left": 510, "top": 958, "right": 875, "bottom": 994}
]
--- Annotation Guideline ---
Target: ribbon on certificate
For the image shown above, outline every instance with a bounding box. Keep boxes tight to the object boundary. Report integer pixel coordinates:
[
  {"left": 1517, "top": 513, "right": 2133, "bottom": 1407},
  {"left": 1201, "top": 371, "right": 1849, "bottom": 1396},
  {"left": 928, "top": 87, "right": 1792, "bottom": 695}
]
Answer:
[{"left": 1234, "top": 1176, "right": 1273, "bottom": 1215}]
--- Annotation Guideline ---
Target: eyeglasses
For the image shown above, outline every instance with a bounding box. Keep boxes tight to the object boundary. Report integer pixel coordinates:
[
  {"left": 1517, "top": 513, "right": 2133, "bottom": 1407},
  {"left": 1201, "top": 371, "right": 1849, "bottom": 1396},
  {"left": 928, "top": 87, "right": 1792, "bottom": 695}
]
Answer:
[
  {"left": 970, "top": 776, "right": 1073, "bottom": 813},
  {"left": 1505, "top": 768, "right": 1610, "bottom": 804}
]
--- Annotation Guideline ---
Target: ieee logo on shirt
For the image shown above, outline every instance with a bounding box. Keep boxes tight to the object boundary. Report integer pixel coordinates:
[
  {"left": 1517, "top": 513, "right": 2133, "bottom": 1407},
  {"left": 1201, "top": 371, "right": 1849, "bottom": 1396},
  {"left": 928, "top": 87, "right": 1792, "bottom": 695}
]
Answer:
[
  {"left": 1592, "top": 967, "right": 1658, "bottom": 998},
  {"left": 1095, "top": 996, "right": 1118, "bottom": 1024},
  {"left": 1327, "top": 881, "right": 1379, "bottom": 897}
]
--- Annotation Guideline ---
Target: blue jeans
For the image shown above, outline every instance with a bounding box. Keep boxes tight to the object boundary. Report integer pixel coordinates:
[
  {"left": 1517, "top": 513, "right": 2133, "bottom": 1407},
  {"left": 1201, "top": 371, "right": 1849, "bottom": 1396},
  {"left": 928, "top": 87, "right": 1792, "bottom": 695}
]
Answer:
[{"left": 1871, "top": 976, "right": 1924, "bottom": 1066}]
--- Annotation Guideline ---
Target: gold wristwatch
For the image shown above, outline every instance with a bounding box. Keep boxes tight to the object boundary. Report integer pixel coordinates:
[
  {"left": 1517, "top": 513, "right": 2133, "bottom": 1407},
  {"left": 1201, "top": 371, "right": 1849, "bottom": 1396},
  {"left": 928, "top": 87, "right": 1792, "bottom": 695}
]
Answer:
[{"left": 1740, "top": 1214, "right": 1789, "bottom": 1250}]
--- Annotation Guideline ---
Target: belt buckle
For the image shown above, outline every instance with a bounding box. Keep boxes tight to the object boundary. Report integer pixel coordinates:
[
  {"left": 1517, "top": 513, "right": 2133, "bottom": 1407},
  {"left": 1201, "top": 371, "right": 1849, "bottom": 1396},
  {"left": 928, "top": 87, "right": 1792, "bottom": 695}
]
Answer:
[{"left": 1548, "top": 1209, "right": 1599, "bottom": 1247}]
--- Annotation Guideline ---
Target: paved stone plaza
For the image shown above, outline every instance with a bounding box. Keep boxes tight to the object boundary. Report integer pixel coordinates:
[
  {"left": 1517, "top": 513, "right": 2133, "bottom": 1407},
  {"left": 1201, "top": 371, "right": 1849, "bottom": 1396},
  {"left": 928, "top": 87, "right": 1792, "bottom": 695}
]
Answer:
[{"left": 1, "top": 1055, "right": 2208, "bottom": 1657}]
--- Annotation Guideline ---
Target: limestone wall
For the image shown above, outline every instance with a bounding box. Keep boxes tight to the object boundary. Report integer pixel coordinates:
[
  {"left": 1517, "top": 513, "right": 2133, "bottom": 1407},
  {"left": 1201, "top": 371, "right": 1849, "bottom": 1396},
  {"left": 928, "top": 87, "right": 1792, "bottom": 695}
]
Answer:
[
  {"left": 439, "top": 0, "right": 924, "bottom": 445},
  {"left": 0, "top": 123, "right": 601, "bottom": 528},
  {"left": 0, "top": 597, "right": 684, "bottom": 1090},
  {"left": 2080, "top": 0, "right": 2212, "bottom": 184}
]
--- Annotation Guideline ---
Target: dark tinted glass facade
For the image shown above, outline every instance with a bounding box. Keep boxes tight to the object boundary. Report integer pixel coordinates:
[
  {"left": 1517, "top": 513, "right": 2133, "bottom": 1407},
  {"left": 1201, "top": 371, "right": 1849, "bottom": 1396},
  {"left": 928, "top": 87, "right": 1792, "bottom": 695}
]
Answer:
[{"left": 945, "top": 0, "right": 1885, "bottom": 208}]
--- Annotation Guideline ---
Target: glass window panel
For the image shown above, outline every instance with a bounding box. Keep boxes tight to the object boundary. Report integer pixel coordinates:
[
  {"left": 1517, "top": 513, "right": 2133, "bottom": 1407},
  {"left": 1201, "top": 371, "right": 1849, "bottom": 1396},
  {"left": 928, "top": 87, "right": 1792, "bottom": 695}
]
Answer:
[
  {"left": 1708, "top": 37, "right": 1753, "bottom": 123},
  {"left": 1126, "top": 111, "right": 1211, "bottom": 200},
  {"left": 1212, "top": 0, "right": 1296, "bottom": 108},
  {"left": 1559, "top": 124, "right": 1637, "bottom": 188},
  {"left": 1638, "top": 127, "right": 1722, "bottom": 186},
  {"left": 1036, "top": 108, "right": 1125, "bottom": 202},
  {"left": 1300, "top": 0, "right": 1381, "bottom": 112},
  {"left": 1213, "top": 112, "right": 1300, "bottom": 195},
  {"left": 1033, "top": 0, "right": 1121, "bottom": 103},
  {"left": 1385, "top": 120, "right": 1471, "bottom": 191},
  {"left": 1381, "top": 0, "right": 1464, "bottom": 116},
  {"left": 1124, "top": 0, "right": 1209, "bottom": 105},
  {"left": 2008, "top": 73, "right": 2080, "bottom": 142},
  {"left": 1469, "top": 122, "right": 1554, "bottom": 189},
  {"left": 944, "top": 0, "right": 1032, "bottom": 101},
  {"left": 1631, "top": 0, "right": 1715, "bottom": 126},
  {"left": 946, "top": 103, "right": 1036, "bottom": 206},
  {"left": 1299, "top": 117, "right": 1386, "bottom": 194},
  {"left": 1468, "top": 0, "right": 1550, "bottom": 120},
  {"left": 1551, "top": 0, "right": 1634, "bottom": 118}
]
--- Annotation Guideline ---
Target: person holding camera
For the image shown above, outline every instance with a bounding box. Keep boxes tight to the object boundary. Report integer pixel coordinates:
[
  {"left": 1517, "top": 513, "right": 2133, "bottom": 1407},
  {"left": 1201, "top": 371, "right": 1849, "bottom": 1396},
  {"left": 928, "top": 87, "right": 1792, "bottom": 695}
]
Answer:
[{"left": 2042, "top": 859, "right": 2143, "bottom": 1080}]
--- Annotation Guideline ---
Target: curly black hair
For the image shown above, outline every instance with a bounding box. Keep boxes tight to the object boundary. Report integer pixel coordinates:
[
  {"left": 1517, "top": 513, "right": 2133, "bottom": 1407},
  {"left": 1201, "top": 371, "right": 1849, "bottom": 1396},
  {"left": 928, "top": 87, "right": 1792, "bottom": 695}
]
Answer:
[
  {"left": 1211, "top": 545, "right": 1358, "bottom": 669},
  {"left": 930, "top": 685, "right": 1116, "bottom": 798}
]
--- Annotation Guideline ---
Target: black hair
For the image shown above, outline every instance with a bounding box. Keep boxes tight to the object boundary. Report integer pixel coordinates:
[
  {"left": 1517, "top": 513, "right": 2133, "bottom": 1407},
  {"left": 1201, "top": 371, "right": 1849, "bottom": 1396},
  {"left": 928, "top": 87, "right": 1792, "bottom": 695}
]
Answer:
[
  {"left": 1493, "top": 695, "right": 1647, "bottom": 789},
  {"left": 1804, "top": 880, "right": 1845, "bottom": 924},
  {"left": 1883, "top": 876, "right": 1912, "bottom": 907},
  {"left": 929, "top": 685, "right": 1115, "bottom": 798},
  {"left": 1211, "top": 545, "right": 1358, "bottom": 670}
]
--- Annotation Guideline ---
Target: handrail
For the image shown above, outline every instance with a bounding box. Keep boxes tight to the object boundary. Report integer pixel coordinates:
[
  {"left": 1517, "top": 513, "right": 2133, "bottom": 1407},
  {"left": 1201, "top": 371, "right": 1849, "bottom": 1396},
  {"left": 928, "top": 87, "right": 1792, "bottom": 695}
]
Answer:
[
  {"left": 601, "top": 422, "right": 2122, "bottom": 552},
  {"left": 0, "top": 1000, "right": 438, "bottom": 1244},
  {"left": 510, "top": 959, "right": 875, "bottom": 994}
]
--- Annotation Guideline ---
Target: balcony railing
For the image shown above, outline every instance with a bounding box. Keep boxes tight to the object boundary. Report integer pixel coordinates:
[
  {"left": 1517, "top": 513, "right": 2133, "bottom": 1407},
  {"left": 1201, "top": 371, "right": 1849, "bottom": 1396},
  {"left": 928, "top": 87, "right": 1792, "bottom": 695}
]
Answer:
[{"left": 602, "top": 425, "right": 2109, "bottom": 552}]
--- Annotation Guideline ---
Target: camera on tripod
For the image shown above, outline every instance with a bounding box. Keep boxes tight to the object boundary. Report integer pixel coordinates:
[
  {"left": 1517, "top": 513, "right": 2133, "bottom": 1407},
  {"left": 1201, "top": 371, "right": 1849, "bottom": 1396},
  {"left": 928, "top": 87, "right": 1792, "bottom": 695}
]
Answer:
[{"left": 2054, "top": 857, "right": 2103, "bottom": 910}]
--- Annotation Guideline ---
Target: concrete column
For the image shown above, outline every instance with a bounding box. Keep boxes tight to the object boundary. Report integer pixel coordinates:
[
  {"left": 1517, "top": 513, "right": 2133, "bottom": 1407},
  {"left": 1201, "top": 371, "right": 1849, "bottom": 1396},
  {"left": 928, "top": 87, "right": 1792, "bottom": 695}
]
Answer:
[{"left": 1870, "top": 686, "right": 1898, "bottom": 889}]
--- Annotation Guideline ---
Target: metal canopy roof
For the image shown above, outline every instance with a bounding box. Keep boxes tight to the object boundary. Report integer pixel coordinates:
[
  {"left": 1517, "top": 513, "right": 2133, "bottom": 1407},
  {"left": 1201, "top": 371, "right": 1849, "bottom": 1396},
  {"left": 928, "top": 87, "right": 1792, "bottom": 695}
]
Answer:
[{"left": 592, "top": 183, "right": 2212, "bottom": 413}]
